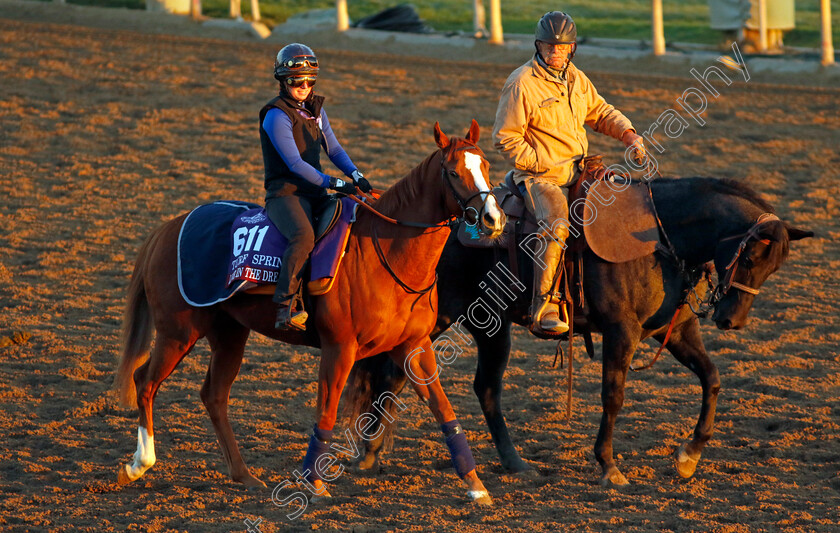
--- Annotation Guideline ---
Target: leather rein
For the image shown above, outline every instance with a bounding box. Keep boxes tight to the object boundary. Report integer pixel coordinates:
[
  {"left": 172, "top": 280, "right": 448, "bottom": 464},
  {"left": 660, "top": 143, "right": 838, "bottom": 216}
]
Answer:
[
  {"left": 711, "top": 212, "right": 778, "bottom": 300},
  {"left": 632, "top": 174, "right": 780, "bottom": 371},
  {"left": 349, "top": 146, "right": 499, "bottom": 296},
  {"left": 642, "top": 164, "right": 780, "bottom": 316}
]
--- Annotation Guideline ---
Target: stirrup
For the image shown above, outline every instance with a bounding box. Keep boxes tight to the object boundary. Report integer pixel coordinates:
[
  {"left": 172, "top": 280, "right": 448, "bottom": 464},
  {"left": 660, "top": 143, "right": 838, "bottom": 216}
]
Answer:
[
  {"left": 275, "top": 305, "right": 308, "bottom": 331},
  {"left": 530, "top": 299, "right": 569, "bottom": 335}
]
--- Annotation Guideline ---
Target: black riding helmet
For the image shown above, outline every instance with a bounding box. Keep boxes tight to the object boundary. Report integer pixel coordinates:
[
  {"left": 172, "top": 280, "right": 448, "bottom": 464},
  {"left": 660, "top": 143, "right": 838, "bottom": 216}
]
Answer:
[
  {"left": 534, "top": 11, "right": 577, "bottom": 63},
  {"left": 274, "top": 43, "right": 319, "bottom": 82}
]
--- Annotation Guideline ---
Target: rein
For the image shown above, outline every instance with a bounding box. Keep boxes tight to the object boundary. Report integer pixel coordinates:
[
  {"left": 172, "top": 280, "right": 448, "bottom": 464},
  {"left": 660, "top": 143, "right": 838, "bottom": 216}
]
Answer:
[
  {"left": 645, "top": 171, "right": 779, "bottom": 314},
  {"left": 711, "top": 212, "right": 778, "bottom": 301},
  {"left": 355, "top": 144, "right": 496, "bottom": 297},
  {"left": 633, "top": 167, "right": 779, "bottom": 370},
  {"left": 630, "top": 305, "right": 683, "bottom": 372},
  {"left": 348, "top": 193, "right": 459, "bottom": 229},
  {"left": 370, "top": 221, "right": 438, "bottom": 298}
]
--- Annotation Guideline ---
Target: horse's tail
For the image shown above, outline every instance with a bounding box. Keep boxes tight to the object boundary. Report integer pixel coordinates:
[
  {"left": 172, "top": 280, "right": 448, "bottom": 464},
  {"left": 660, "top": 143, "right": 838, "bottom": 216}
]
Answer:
[
  {"left": 114, "top": 226, "right": 161, "bottom": 408},
  {"left": 343, "top": 354, "right": 407, "bottom": 454}
]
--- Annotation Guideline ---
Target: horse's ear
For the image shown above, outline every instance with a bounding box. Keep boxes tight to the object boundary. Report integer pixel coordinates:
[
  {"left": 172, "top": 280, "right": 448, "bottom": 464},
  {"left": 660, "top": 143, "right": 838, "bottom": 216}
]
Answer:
[
  {"left": 786, "top": 225, "right": 814, "bottom": 241},
  {"left": 466, "top": 119, "right": 480, "bottom": 144},
  {"left": 434, "top": 122, "right": 449, "bottom": 149}
]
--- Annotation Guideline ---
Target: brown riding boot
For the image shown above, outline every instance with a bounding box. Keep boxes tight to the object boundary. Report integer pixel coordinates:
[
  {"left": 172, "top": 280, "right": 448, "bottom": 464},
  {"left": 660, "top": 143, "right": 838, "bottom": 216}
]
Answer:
[{"left": 529, "top": 239, "right": 569, "bottom": 334}]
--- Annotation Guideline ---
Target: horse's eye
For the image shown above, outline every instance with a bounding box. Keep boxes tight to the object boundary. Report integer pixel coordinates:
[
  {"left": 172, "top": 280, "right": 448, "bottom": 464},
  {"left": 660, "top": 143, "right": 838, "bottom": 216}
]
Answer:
[
  {"left": 449, "top": 170, "right": 459, "bottom": 178},
  {"left": 743, "top": 257, "right": 754, "bottom": 269}
]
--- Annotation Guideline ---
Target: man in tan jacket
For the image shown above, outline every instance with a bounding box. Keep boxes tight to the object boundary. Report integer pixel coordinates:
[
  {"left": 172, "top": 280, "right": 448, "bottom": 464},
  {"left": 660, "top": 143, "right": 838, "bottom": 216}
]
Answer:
[{"left": 493, "top": 11, "right": 647, "bottom": 334}]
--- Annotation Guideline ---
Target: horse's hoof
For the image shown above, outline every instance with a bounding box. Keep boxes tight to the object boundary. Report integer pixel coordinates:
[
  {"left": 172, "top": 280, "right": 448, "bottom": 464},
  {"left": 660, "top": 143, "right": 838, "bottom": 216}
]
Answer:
[
  {"left": 508, "top": 464, "right": 539, "bottom": 480},
  {"left": 117, "top": 464, "right": 135, "bottom": 485},
  {"left": 310, "top": 480, "right": 332, "bottom": 501},
  {"left": 467, "top": 490, "right": 493, "bottom": 507},
  {"left": 311, "top": 489, "right": 333, "bottom": 502},
  {"left": 238, "top": 475, "right": 267, "bottom": 490},
  {"left": 354, "top": 455, "right": 380, "bottom": 474},
  {"left": 600, "top": 468, "right": 629, "bottom": 487},
  {"left": 503, "top": 459, "right": 533, "bottom": 475},
  {"left": 675, "top": 444, "right": 700, "bottom": 479}
]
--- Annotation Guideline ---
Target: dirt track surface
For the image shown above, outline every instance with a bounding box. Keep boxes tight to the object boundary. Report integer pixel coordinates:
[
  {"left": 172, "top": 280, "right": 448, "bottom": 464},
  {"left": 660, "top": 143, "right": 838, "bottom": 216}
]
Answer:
[{"left": 1, "top": 6, "right": 839, "bottom": 533}]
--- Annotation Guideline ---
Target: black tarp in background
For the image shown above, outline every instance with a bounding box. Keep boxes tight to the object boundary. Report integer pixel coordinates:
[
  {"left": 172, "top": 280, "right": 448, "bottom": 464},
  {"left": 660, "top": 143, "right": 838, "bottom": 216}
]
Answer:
[{"left": 352, "top": 4, "right": 434, "bottom": 33}]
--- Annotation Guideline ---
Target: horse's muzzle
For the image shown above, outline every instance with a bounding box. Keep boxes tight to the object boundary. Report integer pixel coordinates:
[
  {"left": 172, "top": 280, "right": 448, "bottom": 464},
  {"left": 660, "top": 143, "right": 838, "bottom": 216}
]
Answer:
[
  {"left": 714, "top": 315, "right": 748, "bottom": 330},
  {"left": 480, "top": 210, "right": 505, "bottom": 239}
]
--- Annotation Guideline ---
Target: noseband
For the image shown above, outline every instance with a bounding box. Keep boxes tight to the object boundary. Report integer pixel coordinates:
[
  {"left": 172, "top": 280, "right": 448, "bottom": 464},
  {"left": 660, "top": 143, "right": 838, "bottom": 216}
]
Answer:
[
  {"left": 366, "top": 144, "right": 499, "bottom": 299},
  {"left": 710, "top": 212, "right": 779, "bottom": 303},
  {"left": 439, "top": 146, "right": 498, "bottom": 227}
]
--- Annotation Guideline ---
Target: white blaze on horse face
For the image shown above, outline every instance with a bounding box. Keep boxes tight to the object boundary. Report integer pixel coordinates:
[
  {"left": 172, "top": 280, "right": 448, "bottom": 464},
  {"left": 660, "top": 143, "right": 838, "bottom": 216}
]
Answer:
[
  {"left": 124, "top": 426, "right": 156, "bottom": 482},
  {"left": 463, "top": 151, "right": 503, "bottom": 230}
]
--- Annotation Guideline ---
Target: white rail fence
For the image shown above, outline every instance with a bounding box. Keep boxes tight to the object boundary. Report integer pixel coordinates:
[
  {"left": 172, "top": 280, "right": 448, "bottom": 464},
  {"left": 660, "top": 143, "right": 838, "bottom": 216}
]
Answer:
[{"left": 170, "top": 0, "right": 834, "bottom": 66}]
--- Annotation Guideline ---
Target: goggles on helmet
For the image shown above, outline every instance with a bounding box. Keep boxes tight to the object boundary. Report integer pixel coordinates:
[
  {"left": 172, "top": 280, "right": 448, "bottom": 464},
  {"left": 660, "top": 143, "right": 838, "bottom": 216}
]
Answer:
[
  {"left": 283, "top": 56, "right": 319, "bottom": 70},
  {"left": 285, "top": 75, "right": 317, "bottom": 88}
]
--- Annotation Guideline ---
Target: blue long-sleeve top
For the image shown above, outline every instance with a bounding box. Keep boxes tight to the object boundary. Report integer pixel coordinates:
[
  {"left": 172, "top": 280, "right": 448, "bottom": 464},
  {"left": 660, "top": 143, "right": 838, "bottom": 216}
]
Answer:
[{"left": 262, "top": 107, "right": 357, "bottom": 188}]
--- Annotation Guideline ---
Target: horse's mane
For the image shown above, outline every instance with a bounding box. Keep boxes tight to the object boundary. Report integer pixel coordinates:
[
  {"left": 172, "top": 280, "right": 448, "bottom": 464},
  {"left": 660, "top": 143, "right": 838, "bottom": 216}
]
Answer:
[
  {"left": 372, "top": 149, "right": 439, "bottom": 215},
  {"left": 658, "top": 176, "right": 775, "bottom": 213},
  {"left": 708, "top": 178, "right": 775, "bottom": 213}
]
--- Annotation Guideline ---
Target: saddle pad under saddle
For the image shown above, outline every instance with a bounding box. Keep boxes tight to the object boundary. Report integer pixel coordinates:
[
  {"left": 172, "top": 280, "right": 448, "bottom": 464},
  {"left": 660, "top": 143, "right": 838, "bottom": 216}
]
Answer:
[
  {"left": 582, "top": 179, "right": 660, "bottom": 263},
  {"left": 178, "top": 200, "right": 260, "bottom": 307},
  {"left": 177, "top": 198, "right": 357, "bottom": 307},
  {"left": 226, "top": 196, "right": 357, "bottom": 295}
]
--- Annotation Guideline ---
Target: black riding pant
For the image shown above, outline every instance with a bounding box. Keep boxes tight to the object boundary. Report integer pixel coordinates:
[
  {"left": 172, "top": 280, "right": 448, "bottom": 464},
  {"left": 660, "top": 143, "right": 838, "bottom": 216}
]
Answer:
[{"left": 265, "top": 193, "right": 331, "bottom": 305}]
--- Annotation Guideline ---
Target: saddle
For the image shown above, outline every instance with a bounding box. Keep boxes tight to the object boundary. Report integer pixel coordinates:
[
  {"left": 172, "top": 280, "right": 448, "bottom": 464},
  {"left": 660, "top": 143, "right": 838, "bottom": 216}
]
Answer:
[
  {"left": 175, "top": 198, "right": 356, "bottom": 308},
  {"left": 568, "top": 155, "right": 660, "bottom": 262},
  {"left": 231, "top": 196, "right": 355, "bottom": 297}
]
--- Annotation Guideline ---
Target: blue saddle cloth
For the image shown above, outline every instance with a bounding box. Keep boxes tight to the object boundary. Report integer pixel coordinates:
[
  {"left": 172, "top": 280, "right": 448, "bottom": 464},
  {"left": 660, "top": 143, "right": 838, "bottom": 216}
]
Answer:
[
  {"left": 177, "top": 198, "right": 357, "bottom": 307},
  {"left": 178, "top": 201, "right": 259, "bottom": 307}
]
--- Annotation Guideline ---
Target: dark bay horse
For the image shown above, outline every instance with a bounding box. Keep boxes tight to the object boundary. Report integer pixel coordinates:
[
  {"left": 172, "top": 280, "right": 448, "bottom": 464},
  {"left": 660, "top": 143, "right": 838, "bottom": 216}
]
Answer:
[
  {"left": 114, "top": 121, "right": 504, "bottom": 504},
  {"left": 345, "top": 177, "right": 813, "bottom": 486}
]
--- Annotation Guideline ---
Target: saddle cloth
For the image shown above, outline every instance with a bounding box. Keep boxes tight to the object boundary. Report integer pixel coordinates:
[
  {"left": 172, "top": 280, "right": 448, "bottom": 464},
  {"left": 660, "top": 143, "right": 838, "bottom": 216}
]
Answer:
[
  {"left": 177, "top": 198, "right": 356, "bottom": 307},
  {"left": 457, "top": 165, "right": 660, "bottom": 263}
]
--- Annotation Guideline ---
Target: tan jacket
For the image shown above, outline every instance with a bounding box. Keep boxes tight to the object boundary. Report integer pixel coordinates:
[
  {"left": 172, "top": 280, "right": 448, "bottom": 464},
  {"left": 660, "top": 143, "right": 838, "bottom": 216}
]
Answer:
[{"left": 493, "top": 57, "right": 634, "bottom": 186}]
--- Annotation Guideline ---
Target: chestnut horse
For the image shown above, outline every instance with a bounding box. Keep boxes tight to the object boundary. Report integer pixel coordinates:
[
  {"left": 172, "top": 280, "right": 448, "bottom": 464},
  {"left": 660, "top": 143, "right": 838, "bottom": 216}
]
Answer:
[
  {"left": 114, "top": 121, "right": 504, "bottom": 505},
  {"left": 344, "top": 177, "right": 813, "bottom": 486}
]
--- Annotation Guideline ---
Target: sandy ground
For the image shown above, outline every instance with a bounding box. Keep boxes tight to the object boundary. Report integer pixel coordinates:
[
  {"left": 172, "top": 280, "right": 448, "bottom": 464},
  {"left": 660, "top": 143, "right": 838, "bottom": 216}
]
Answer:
[{"left": 0, "top": 3, "right": 839, "bottom": 532}]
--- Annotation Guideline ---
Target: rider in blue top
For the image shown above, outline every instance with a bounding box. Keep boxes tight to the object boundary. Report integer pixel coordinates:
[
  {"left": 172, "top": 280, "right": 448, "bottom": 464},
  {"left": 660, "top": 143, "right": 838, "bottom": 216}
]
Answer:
[{"left": 260, "top": 43, "right": 372, "bottom": 331}]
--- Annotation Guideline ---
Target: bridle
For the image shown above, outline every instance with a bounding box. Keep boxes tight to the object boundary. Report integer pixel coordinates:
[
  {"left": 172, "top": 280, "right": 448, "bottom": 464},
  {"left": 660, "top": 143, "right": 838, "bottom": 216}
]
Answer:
[
  {"left": 363, "top": 143, "right": 499, "bottom": 297},
  {"left": 678, "top": 212, "right": 779, "bottom": 318},
  {"left": 645, "top": 170, "right": 780, "bottom": 317},
  {"left": 632, "top": 211, "right": 780, "bottom": 372},
  {"left": 349, "top": 144, "right": 497, "bottom": 229},
  {"left": 708, "top": 212, "right": 779, "bottom": 303},
  {"left": 632, "top": 162, "right": 781, "bottom": 371},
  {"left": 439, "top": 145, "right": 499, "bottom": 228}
]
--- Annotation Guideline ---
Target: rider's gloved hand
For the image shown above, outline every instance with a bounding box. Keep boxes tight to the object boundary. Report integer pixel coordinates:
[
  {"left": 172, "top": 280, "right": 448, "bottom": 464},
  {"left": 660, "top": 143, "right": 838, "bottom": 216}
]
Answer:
[
  {"left": 621, "top": 130, "right": 647, "bottom": 166},
  {"left": 351, "top": 170, "right": 373, "bottom": 194},
  {"left": 328, "top": 176, "right": 357, "bottom": 195}
]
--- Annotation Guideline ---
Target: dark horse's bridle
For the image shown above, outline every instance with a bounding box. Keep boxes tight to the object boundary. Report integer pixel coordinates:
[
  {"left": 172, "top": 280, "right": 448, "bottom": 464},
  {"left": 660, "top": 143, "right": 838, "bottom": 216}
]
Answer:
[
  {"left": 707, "top": 212, "right": 779, "bottom": 304},
  {"left": 640, "top": 159, "right": 781, "bottom": 317},
  {"left": 633, "top": 202, "right": 781, "bottom": 371},
  {"left": 658, "top": 210, "right": 781, "bottom": 318}
]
